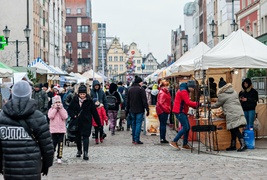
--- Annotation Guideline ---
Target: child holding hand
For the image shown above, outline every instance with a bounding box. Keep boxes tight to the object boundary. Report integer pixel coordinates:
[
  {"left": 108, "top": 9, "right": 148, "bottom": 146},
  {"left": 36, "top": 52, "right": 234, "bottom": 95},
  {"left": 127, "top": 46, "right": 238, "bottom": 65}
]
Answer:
[
  {"left": 48, "top": 95, "right": 68, "bottom": 163},
  {"left": 92, "top": 99, "right": 108, "bottom": 144}
]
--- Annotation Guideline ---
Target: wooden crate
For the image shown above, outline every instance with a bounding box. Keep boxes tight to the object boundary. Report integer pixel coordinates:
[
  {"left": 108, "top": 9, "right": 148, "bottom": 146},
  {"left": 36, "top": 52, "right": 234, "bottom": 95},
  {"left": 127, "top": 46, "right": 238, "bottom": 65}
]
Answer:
[{"left": 199, "top": 119, "right": 241, "bottom": 151}]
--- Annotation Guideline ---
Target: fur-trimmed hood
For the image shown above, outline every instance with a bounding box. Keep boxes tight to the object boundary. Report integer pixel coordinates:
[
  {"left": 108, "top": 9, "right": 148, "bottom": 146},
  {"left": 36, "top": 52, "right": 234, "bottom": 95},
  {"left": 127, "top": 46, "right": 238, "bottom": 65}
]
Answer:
[{"left": 217, "top": 83, "right": 234, "bottom": 95}]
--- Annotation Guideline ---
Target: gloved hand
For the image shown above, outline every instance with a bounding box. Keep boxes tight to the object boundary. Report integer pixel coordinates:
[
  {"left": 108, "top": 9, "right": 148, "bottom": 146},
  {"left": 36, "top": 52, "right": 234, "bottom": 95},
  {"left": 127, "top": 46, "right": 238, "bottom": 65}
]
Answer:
[
  {"left": 146, "top": 109, "right": 149, "bottom": 116},
  {"left": 41, "top": 166, "right": 49, "bottom": 176}
]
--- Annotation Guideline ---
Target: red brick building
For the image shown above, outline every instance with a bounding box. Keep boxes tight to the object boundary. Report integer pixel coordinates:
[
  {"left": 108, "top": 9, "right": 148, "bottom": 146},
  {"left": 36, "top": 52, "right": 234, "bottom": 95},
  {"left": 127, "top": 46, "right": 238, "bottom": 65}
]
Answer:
[{"left": 65, "top": 0, "right": 92, "bottom": 73}]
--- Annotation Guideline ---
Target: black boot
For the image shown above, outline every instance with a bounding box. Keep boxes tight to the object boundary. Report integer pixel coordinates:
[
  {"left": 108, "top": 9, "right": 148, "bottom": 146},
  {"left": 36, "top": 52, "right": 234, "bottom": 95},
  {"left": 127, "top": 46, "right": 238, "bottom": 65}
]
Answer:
[
  {"left": 83, "top": 138, "right": 89, "bottom": 160},
  {"left": 237, "top": 138, "right": 247, "bottom": 152},
  {"left": 226, "top": 140, "right": 236, "bottom": 151},
  {"left": 76, "top": 150, "right": 82, "bottom": 157}
]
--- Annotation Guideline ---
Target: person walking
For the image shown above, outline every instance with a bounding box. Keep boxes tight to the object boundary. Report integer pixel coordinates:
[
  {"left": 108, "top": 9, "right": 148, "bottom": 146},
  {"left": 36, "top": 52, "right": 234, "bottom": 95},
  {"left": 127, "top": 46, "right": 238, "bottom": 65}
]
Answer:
[
  {"left": 212, "top": 83, "right": 247, "bottom": 152},
  {"left": 105, "top": 83, "right": 121, "bottom": 135},
  {"left": 169, "top": 80, "right": 198, "bottom": 150},
  {"left": 156, "top": 80, "right": 171, "bottom": 143},
  {"left": 67, "top": 85, "right": 101, "bottom": 160},
  {"left": 239, "top": 78, "right": 258, "bottom": 129},
  {"left": 48, "top": 95, "right": 68, "bottom": 164},
  {"left": 92, "top": 99, "right": 108, "bottom": 144},
  {"left": 32, "top": 83, "right": 49, "bottom": 116},
  {"left": 91, "top": 80, "right": 108, "bottom": 112},
  {"left": 126, "top": 76, "right": 149, "bottom": 144},
  {"left": 0, "top": 80, "right": 54, "bottom": 179}
]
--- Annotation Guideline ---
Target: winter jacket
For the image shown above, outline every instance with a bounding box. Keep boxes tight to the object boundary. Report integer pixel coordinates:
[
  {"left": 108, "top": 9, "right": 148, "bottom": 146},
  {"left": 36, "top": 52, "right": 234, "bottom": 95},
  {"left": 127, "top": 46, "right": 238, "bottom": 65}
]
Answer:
[
  {"left": 156, "top": 87, "right": 171, "bottom": 115},
  {"left": 172, "top": 83, "right": 197, "bottom": 114},
  {"left": 145, "top": 88, "right": 152, "bottom": 105},
  {"left": 211, "top": 83, "right": 247, "bottom": 130},
  {"left": 127, "top": 83, "right": 149, "bottom": 114},
  {"left": 92, "top": 104, "right": 108, "bottom": 126},
  {"left": 48, "top": 104, "right": 68, "bottom": 134},
  {"left": 32, "top": 89, "right": 49, "bottom": 114},
  {"left": 105, "top": 91, "right": 121, "bottom": 111},
  {"left": 0, "top": 99, "right": 54, "bottom": 180},
  {"left": 239, "top": 78, "right": 258, "bottom": 111},
  {"left": 67, "top": 95, "right": 101, "bottom": 136},
  {"left": 90, "top": 80, "right": 108, "bottom": 111}
]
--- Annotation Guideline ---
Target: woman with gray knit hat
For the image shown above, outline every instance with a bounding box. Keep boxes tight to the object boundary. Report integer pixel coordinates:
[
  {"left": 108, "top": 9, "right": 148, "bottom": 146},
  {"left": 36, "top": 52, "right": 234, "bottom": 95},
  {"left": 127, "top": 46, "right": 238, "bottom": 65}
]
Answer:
[{"left": 0, "top": 80, "right": 54, "bottom": 179}]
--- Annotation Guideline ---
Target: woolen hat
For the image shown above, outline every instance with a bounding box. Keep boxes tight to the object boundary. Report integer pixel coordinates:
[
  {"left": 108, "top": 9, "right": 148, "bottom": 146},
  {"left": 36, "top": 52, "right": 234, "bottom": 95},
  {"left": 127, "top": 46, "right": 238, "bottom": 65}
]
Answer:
[
  {"left": 34, "top": 83, "right": 42, "bottom": 88},
  {"left": 187, "top": 80, "right": 196, "bottom": 88},
  {"left": 52, "top": 95, "right": 62, "bottom": 104},
  {"left": 134, "top": 76, "right": 143, "bottom": 84},
  {"left": 78, "top": 85, "right": 87, "bottom": 93},
  {"left": 219, "top": 81, "right": 227, "bottom": 88},
  {"left": 12, "top": 80, "right": 32, "bottom": 100}
]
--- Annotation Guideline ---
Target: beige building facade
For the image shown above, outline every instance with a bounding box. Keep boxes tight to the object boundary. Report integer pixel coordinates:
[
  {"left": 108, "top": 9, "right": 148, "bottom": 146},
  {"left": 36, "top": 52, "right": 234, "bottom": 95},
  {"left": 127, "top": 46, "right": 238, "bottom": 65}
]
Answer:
[{"left": 107, "top": 38, "right": 127, "bottom": 81}]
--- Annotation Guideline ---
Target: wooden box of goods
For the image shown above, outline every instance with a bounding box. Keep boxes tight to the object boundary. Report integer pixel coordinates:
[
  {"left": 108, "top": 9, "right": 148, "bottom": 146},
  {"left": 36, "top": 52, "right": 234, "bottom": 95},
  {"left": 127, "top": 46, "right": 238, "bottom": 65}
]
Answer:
[
  {"left": 146, "top": 105, "right": 160, "bottom": 135},
  {"left": 199, "top": 107, "right": 241, "bottom": 151}
]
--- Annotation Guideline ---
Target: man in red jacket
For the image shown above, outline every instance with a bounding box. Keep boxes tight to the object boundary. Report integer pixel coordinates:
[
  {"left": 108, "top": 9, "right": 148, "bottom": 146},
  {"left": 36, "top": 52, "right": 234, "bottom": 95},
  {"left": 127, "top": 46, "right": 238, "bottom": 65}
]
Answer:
[{"left": 169, "top": 80, "right": 198, "bottom": 150}]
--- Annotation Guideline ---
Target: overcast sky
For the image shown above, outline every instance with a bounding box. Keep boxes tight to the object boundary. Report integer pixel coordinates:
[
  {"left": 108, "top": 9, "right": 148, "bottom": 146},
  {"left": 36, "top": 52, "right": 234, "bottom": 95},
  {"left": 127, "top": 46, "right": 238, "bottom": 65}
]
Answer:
[{"left": 92, "top": 0, "right": 193, "bottom": 63}]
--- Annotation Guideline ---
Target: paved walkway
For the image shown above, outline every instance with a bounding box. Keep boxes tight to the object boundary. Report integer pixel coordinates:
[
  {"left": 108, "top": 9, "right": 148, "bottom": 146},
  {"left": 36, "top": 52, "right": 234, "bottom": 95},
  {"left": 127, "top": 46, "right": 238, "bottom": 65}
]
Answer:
[{"left": 1, "top": 123, "right": 267, "bottom": 180}]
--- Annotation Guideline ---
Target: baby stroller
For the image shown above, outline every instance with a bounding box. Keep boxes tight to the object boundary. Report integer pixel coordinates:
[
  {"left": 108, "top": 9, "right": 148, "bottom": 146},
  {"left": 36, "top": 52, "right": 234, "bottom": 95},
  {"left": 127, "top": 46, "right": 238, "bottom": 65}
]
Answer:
[{"left": 65, "top": 117, "right": 77, "bottom": 146}]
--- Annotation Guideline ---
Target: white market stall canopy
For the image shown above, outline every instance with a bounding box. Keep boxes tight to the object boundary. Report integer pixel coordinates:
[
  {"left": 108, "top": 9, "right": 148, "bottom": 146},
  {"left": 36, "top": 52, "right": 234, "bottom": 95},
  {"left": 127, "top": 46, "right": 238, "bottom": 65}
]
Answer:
[
  {"left": 169, "top": 42, "right": 210, "bottom": 76},
  {"left": 82, "top": 69, "right": 103, "bottom": 82},
  {"left": 195, "top": 29, "right": 267, "bottom": 70},
  {"left": 29, "top": 58, "right": 62, "bottom": 75},
  {"left": 69, "top": 72, "right": 87, "bottom": 83}
]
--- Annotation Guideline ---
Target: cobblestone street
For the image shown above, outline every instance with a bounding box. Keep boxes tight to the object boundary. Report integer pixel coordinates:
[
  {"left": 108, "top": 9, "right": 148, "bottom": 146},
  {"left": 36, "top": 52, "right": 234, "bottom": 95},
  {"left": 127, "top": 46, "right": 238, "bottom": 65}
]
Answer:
[{"left": 23, "top": 124, "right": 267, "bottom": 180}]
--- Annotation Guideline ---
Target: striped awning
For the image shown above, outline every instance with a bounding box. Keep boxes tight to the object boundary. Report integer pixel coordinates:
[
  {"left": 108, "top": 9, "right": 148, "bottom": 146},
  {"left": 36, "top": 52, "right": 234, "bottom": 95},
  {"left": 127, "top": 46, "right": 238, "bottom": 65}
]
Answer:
[{"left": 29, "top": 58, "right": 61, "bottom": 74}]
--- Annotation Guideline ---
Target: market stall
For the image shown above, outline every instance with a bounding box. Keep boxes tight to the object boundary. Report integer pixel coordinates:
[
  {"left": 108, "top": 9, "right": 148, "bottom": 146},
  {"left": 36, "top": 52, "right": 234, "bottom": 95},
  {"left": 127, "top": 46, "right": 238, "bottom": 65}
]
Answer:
[{"left": 193, "top": 29, "right": 267, "bottom": 150}]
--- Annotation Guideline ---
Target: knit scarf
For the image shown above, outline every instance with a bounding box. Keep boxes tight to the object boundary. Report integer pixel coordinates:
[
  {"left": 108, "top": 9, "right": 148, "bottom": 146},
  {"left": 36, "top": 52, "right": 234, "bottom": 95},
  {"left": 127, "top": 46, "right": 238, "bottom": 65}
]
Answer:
[{"left": 79, "top": 97, "right": 86, "bottom": 107}]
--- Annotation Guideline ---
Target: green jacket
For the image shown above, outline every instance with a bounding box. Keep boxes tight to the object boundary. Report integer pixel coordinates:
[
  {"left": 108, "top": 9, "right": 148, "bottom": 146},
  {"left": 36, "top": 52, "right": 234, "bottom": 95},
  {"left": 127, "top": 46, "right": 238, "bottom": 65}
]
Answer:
[{"left": 32, "top": 90, "right": 49, "bottom": 115}]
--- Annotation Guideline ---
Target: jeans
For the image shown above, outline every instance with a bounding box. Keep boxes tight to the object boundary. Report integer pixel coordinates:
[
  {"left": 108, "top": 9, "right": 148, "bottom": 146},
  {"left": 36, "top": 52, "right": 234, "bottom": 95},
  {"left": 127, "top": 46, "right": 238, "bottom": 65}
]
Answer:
[
  {"left": 130, "top": 112, "right": 144, "bottom": 142},
  {"left": 127, "top": 114, "right": 132, "bottom": 129},
  {"left": 159, "top": 112, "right": 169, "bottom": 140},
  {"left": 244, "top": 110, "right": 255, "bottom": 129},
  {"left": 173, "top": 113, "right": 190, "bottom": 146},
  {"left": 108, "top": 110, "right": 118, "bottom": 133}
]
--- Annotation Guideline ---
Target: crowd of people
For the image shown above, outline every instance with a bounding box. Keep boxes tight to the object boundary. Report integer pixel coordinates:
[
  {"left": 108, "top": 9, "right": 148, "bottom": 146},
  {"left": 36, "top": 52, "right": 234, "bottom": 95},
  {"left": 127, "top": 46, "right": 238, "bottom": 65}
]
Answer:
[{"left": 0, "top": 75, "right": 259, "bottom": 179}]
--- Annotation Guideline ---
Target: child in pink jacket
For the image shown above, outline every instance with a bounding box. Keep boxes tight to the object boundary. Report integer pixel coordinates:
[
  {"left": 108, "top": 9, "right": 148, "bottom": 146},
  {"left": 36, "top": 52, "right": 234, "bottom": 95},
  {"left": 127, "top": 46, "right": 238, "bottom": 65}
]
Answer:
[
  {"left": 48, "top": 95, "right": 68, "bottom": 164},
  {"left": 92, "top": 99, "right": 108, "bottom": 144}
]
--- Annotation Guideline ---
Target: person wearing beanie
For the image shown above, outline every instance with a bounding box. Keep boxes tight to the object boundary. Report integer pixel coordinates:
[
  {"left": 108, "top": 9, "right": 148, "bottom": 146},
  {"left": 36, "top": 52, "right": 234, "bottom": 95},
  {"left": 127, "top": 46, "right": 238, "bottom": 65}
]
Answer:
[
  {"left": 67, "top": 84, "right": 101, "bottom": 160},
  {"left": 219, "top": 77, "right": 227, "bottom": 88},
  {"left": 126, "top": 76, "right": 149, "bottom": 145},
  {"left": 239, "top": 78, "right": 258, "bottom": 129},
  {"left": 48, "top": 95, "right": 68, "bottom": 164},
  {"left": 105, "top": 83, "right": 121, "bottom": 135},
  {"left": 0, "top": 80, "right": 54, "bottom": 179},
  {"left": 211, "top": 83, "right": 247, "bottom": 152},
  {"left": 170, "top": 80, "right": 198, "bottom": 150},
  {"left": 92, "top": 99, "right": 108, "bottom": 144},
  {"left": 32, "top": 82, "right": 49, "bottom": 116},
  {"left": 208, "top": 77, "right": 217, "bottom": 98}
]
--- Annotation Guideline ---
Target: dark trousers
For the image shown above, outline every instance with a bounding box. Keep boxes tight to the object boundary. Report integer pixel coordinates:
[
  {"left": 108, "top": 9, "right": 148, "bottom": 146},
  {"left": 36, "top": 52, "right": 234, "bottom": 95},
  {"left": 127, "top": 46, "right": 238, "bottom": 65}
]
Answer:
[
  {"left": 52, "top": 133, "right": 64, "bottom": 159},
  {"left": 76, "top": 134, "right": 89, "bottom": 153},
  {"left": 230, "top": 127, "right": 243, "bottom": 140},
  {"left": 94, "top": 126, "right": 104, "bottom": 139}
]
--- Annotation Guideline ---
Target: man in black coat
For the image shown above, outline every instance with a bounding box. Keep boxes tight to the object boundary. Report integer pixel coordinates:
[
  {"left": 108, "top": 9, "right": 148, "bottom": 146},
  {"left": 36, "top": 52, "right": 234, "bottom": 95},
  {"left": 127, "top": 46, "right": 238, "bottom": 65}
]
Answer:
[
  {"left": 0, "top": 80, "right": 54, "bottom": 179},
  {"left": 127, "top": 76, "right": 149, "bottom": 144}
]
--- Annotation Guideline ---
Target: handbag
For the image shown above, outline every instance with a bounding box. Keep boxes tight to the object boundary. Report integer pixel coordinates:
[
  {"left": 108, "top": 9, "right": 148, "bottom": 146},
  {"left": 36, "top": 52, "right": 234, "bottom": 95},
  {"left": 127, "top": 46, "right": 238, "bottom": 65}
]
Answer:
[
  {"left": 254, "top": 118, "right": 261, "bottom": 131},
  {"left": 68, "top": 109, "right": 83, "bottom": 132}
]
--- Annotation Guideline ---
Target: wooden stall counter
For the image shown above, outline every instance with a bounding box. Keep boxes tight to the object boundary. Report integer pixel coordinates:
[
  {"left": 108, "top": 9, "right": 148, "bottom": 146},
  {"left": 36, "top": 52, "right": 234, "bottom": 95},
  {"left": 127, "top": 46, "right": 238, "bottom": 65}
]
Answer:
[{"left": 199, "top": 118, "right": 241, "bottom": 151}]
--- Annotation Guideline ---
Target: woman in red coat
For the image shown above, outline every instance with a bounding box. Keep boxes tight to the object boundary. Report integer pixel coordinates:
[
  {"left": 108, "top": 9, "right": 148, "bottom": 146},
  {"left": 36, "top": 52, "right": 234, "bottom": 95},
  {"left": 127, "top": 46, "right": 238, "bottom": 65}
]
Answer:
[{"left": 156, "top": 80, "right": 171, "bottom": 143}]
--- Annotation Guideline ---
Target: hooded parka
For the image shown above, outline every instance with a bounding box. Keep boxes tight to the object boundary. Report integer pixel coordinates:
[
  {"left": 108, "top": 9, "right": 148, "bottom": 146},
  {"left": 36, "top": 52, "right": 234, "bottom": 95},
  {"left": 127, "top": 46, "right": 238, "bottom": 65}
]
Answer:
[
  {"left": 211, "top": 83, "right": 247, "bottom": 130},
  {"left": 0, "top": 98, "right": 54, "bottom": 180}
]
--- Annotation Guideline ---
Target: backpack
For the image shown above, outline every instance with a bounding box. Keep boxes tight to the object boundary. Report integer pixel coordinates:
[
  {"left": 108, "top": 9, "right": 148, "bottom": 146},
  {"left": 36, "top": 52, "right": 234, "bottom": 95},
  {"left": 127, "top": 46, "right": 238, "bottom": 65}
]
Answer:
[{"left": 106, "top": 91, "right": 117, "bottom": 109}]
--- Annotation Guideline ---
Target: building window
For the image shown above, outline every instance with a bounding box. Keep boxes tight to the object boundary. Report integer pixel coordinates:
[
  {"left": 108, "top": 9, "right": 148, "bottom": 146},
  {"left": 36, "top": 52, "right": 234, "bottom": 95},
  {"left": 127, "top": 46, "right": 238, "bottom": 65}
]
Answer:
[
  {"left": 114, "top": 65, "right": 118, "bottom": 71},
  {"left": 137, "top": 67, "right": 141, "bottom": 71},
  {"left": 120, "top": 65, "right": 123, "bottom": 71},
  {"left": 66, "top": 42, "right": 72, "bottom": 49},
  {"left": 114, "top": 56, "right": 118, "bottom": 62},
  {"left": 78, "top": 26, "right": 89, "bottom": 33},
  {"left": 77, "top": 42, "right": 89, "bottom": 49},
  {"left": 66, "top": 26, "right": 72, "bottom": 33},
  {"left": 77, "top": 8, "right": 82, "bottom": 14},
  {"left": 109, "top": 65, "right": 112, "bottom": 70},
  {"left": 66, "top": 8, "right": 71, "bottom": 15},
  {"left": 137, "top": 60, "right": 141, "bottom": 64},
  {"left": 120, "top": 56, "right": 123, "bottom": 61},
  {"left": 109, "top": 56, "right": 112, "bottom": 61}
]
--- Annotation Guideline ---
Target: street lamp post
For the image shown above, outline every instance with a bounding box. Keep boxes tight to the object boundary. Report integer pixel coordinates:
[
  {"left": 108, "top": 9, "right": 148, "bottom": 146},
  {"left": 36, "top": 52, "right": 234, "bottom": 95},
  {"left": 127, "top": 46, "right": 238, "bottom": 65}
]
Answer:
[
  {"left": 183, "top": 43, "right": 188, "bottom": 53},
  {"left": 209, "top": 20, "right": 225, "bottom": 39},
  {"left": 3, "top": 25, "right": 31, "bottom": 66}
]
